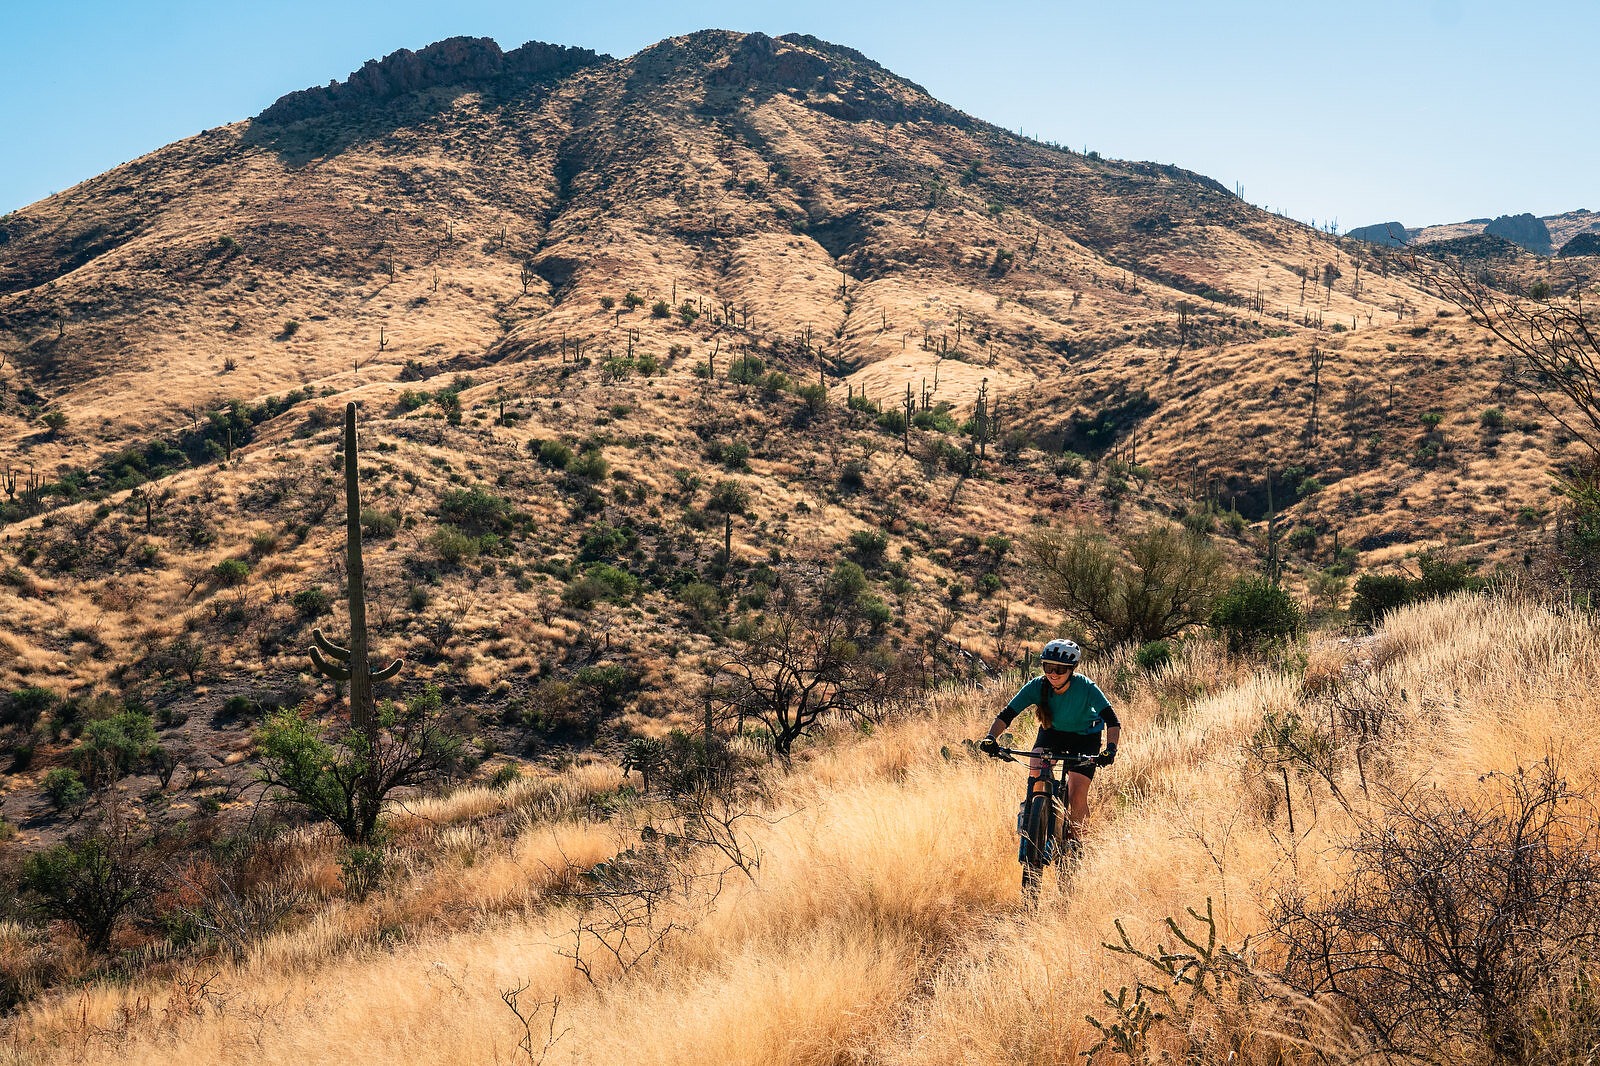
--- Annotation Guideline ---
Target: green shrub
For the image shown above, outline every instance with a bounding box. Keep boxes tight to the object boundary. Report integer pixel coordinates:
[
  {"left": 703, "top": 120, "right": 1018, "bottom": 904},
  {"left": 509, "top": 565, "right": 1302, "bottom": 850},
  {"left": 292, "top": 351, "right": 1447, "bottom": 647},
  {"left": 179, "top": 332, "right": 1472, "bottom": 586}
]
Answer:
[
  {"left": 1210, "top": 577, "right": 1302, "bottom": 652},
  {"left": 489, "top": 763, "right": 522, "bottom": 789},
  {"left": 535, "top": 439, "right": 573, "bottom": 470},
  {"left": 728, "top": 355, "right": 766, "bottom": 385},
  {"left": 568, "top": 448, "right": 609, "bottom": 481},
  {"left": 42, "top": 767, "right": 88, "bottom": 810},
  {"left": 650, "top": 300, "right": 670, "bottom": 318},
  {"left": 847, "top": 529, "right": 890, "bottom": 565},
  {"left": 912, "top": 404, "right": 958, "bottom": 432},
  {"left": 438, "top": 486, "right": 509, "bottom": 535},
  {"left": 1349, "top": 573, "right": 1414, "bottom": 624},
  {"left": 76, "top": 711, "right": 158, "bottom": 777},
  {"left": 3, "top": 687, "right": 58, "bottom": 729},
  {"left": 428, "top": 526, "right": 481, "bottom": 565},
  {"left": 291, "top": 587, "right": 334, "bottom": 619},
  {"left": 360, "top": 508, "right": 400, "bottom": 538},
  {"left": 211, "top": 558, "right": 251, "bottom": 586},
  {"left": 1134, "top": 640, "right": 1173, "bottom": 672}
]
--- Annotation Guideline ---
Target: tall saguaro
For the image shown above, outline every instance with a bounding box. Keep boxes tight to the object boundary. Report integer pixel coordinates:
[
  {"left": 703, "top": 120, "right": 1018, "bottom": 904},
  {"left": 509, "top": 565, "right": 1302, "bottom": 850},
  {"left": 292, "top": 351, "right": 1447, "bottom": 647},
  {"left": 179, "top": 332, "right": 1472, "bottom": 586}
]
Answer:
[{"left": 309, "top": 402, "right": 403, "bottom": 734}]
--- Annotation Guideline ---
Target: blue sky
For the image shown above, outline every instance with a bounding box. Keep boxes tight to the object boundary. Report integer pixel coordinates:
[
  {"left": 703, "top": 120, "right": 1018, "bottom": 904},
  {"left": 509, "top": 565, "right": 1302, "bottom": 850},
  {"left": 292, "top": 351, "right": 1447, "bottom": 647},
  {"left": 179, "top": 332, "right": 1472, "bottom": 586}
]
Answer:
[{"left": 2, "top": 1, "right": 1593, "bottom": 229}]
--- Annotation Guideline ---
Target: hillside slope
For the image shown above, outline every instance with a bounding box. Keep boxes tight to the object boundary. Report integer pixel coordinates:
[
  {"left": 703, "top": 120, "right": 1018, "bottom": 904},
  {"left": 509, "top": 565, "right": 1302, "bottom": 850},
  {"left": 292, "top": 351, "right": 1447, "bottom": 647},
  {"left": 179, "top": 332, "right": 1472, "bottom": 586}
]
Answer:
[
  {"left": 6, "top": 593, "right": 1597, "bottom": 1063},
  {"left": 0, "top": 30, "right": 1582, "bottom": 836}
]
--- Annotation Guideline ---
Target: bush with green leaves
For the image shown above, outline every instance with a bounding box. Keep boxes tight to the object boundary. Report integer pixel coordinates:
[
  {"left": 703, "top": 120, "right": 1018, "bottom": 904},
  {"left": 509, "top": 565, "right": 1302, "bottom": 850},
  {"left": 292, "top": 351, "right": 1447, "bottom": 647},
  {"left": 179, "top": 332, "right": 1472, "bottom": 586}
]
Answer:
[
  {"left": 1350, "top": 574, "right": 1414, "bottom": 624},
  {"left": 291, "top": 586, "right": 334, "bottom": 619},
  {"left": 568, "top": 447, "right": 608, "bottom": 481},
  {"left": 912, "top": 404, "right": 958, "bottom": 433},
  {"left": 533, "top": 438, "right": 573, "bottom": 470},
  {"left": 3, "top": 686, "right": 57, "bottom": 729},
  {"left": 1134, "top": 640, "right": 1174, "bottom": 672},
  {"left": 21, "top": 826, "right": 165, "bottom": 953},
  {"left": 1027, "top": 524, "right": 1230, "bottom": 650},
  {"left": 727, "top": 355, "right": 766, "bottom": 385},
  {"left": 211, "top": 558, "right": 251, "bottom": 586},
  {"left": 255, "top": 688, "right": 461, "bottom": 844},
  {"left": 846, "top": 529, "right": 890, "bottom": 566},
  {"left": 438, "top": 486, "right": 510, "bottom": 536},
  {"left": 1209, "top": 576, "right": 1302, "bottom": 652},
  {"left": 76, "top": 710, "right": 157, "bottom": 779},
  {"left": 42, "top": 766, "right": 88, "bottom": 810}
]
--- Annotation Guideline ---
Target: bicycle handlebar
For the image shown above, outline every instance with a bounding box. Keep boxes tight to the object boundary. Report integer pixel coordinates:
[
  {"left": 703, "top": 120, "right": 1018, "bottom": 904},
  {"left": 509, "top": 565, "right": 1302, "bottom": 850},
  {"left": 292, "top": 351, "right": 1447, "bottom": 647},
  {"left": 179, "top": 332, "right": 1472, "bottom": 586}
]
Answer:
[{"left": 981, "top": 742, "right": 1103, "bottom": 771}]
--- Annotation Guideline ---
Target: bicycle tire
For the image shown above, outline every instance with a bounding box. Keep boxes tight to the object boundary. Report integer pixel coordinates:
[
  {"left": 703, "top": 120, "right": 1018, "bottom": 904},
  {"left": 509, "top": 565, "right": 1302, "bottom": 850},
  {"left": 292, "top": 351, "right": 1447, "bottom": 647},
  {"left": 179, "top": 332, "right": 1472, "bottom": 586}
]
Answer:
[{"left": 1020, "top": 791, "right": 1054, "bottom": 894}]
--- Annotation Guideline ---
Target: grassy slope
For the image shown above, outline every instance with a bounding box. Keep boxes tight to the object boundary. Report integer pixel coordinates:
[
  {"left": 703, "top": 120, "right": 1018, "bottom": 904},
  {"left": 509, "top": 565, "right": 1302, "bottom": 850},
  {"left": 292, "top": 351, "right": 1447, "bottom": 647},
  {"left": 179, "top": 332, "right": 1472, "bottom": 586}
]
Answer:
[{"left": 6, "top": 591, "right": 1596, "bottom": 1064}]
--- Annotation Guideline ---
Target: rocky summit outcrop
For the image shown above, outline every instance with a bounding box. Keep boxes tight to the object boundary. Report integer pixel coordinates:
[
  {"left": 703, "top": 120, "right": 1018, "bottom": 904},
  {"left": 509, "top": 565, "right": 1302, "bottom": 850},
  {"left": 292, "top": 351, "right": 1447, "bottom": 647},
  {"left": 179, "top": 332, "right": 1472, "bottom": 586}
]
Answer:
[
  {"left": 255, "top": 36, "right": 609, "bottom": 125},
  {"left": 1348, "top": 222, "right": 1409, "bottom": 247},
  {"left": 1483, "top": 212, "right": 1552, "bottom": 255}
]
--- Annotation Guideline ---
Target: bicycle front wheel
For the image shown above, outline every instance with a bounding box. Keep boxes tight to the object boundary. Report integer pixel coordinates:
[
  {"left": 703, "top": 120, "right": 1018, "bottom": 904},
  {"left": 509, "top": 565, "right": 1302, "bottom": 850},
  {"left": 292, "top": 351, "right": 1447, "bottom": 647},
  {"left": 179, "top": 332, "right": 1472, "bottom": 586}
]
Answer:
[{"left": 1019, "top": 792, "right": 1054, "bottom": 894}]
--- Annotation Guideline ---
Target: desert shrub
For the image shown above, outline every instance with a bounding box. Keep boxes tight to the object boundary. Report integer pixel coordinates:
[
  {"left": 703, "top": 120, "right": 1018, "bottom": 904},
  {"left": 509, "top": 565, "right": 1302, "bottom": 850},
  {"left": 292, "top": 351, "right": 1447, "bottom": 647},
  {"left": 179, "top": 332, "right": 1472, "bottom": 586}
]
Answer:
[
  {"left": 1134, "top": 640, "right": 1173, "bottom": 672},
  {"left": 1349, "top": 573, "right": 1414, "bottom": 623},
  {"left": 42, "top": 767, "right": 88, "bottom": 810},
  {"left": 211, "top": 558, "right": 251, "bottom": 586},
  {"left": 1028, "top": 524, "right": 1230, "bottom": 650},
  {"left": 438, "top": 486, "right": 510, "bottom": 535},
  {"left": 1209, "top": 576, "right": 1302, "bottom": 651},
  {"left": 1273, "top": 760, "right": 1600, "bottom": 1062},
  {"left": 255, "top": 689, "right": 461, "bottom": 844},
  {"left": 568, "top": 447, "right": 609, "bottom": 481},
  {"left": 577, "top": 520, "right": 634, "bottom": 562},
  {"left": 21, "top": 830, "right": 163, "bottom": 953},
  {"left": 534, "top": 439, "right": 573, "bottom": 470},
  {"left": 650, "top": 300, "right": 670, "bottom": 318},
  {"left": 573, "top": 664, "right": 640, "bottom": 713},
  {"left": 291, "top": 587, "right": 333, "bottom": 619},
  {"left": 76, "top": 711, "right": 157, "bottom": 779},
  {"left": 678, "top": 581, "right": 724, "bottom": 627},
  {"left": 3, "top": 687, "right": 57, "bottom": 729},
  {"left": 360, "top": 507, "right": 400, "bottom": 538},
  {"left": 727, "top": 355, "right": 765, "bottom": 385},
  {"left": 846, "top": 529, "right": 890, "bottom": 566},
  {"left": 912, "top": 404, "right": 958, "bottom": 433},
  {"left": 796, "top": 383, "right": 827, "bottom": 413},
  {"left": 428, "top": 526, "right": 480, "bottom": 566}
]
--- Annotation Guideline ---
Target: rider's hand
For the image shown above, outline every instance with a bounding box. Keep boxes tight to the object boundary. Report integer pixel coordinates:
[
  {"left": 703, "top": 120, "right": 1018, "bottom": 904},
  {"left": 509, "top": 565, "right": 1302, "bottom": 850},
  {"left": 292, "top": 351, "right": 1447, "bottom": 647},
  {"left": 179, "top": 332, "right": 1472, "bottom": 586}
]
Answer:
[
  {"left": 1096, "top": 744, "right": 1118, "bottom": 767},
  {"left": 978, "top": 736, "right": 1002, "bottom": 759}
]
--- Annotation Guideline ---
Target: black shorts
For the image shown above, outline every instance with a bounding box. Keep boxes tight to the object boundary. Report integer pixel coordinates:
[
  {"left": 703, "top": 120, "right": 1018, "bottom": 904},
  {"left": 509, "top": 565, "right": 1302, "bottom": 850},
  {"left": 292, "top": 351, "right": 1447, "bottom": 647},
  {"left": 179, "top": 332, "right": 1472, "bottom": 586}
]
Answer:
[{"left": 1032, "top": 728, "right": 1102, "bottom": 779}]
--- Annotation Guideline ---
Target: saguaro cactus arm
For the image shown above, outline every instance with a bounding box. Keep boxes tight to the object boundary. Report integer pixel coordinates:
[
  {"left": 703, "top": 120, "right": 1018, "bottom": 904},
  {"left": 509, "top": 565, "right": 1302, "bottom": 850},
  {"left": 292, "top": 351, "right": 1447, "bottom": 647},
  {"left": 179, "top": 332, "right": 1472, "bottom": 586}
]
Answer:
[
  {"left": 312, "top": 628, "right": 351, "bottom": 662},
  {"left": 371, "top": 658, "right": 405, "bottom": 682},
  {"left": 310, "top": 645, "right": 352, "bottom": 682}
]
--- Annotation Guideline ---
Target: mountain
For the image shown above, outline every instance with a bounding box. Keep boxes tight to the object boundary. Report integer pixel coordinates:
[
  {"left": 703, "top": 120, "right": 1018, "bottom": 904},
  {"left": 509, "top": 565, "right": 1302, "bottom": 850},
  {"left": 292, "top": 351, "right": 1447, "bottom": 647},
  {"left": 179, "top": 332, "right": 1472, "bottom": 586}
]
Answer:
[
  {"left": 0, "top": 31, "right": 1579, "bottom": 839},
  {"left": 1350, "top": 208, "right": 1600, "bottom": 254}
]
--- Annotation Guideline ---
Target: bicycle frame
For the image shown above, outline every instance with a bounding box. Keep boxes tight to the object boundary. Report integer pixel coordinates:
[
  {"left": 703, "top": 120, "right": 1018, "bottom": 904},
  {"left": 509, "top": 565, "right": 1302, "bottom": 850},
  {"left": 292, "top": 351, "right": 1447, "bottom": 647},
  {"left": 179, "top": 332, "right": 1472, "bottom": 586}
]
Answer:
[{"left": 990, "top": 738, "right": 1100, "bottom": 893}]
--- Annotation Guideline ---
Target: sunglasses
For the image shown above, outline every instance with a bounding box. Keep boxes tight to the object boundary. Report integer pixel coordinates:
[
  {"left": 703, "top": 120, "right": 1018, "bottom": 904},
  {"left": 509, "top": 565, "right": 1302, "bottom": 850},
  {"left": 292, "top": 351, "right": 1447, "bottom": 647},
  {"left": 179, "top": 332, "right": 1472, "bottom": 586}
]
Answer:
[{"left": 1042, "top": 665, "right": 1075, "bottom": 676}]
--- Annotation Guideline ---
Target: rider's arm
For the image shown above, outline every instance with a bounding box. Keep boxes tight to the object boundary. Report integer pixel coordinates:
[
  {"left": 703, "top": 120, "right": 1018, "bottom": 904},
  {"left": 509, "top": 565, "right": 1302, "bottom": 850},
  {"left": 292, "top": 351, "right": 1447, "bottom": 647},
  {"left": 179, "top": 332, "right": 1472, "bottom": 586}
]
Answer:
[
  {"left": 1102, "top": 705, "right": 1121, "bottom": 751},
  {"left": 986, "top": 678, "right": 1039, "bottom": 740}
]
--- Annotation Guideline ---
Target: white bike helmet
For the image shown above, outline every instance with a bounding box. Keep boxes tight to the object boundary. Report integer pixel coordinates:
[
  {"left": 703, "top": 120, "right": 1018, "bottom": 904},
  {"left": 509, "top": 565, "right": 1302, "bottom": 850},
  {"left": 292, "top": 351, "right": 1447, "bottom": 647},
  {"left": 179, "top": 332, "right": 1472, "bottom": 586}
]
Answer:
[{"left": 1040, "top": 639, "right": 1082, "bottom": 667}]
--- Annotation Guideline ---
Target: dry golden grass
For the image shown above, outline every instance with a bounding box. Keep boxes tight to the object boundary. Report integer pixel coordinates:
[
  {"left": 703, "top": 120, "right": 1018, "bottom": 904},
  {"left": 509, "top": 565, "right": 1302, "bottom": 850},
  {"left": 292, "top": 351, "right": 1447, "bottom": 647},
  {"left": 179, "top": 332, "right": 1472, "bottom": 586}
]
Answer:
[{"left": 7, "top": 591, "right": 1595, "bottom": 1065}]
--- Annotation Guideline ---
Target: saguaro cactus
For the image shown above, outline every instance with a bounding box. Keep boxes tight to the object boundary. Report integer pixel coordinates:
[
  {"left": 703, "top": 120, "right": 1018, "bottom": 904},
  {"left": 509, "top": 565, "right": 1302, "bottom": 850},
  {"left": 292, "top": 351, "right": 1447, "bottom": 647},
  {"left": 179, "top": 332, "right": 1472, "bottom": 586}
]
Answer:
[{"left": 309, "top": 403, "right": 402, "bottom": 733}]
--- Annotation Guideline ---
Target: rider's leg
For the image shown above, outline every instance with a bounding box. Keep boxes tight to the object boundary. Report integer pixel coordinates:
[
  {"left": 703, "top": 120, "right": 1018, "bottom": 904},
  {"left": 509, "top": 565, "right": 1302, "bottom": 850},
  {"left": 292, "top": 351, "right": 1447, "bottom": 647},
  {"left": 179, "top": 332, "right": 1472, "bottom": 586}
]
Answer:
[{"left": 1065, "top": 770, "right": 1092, "bottom": 840}]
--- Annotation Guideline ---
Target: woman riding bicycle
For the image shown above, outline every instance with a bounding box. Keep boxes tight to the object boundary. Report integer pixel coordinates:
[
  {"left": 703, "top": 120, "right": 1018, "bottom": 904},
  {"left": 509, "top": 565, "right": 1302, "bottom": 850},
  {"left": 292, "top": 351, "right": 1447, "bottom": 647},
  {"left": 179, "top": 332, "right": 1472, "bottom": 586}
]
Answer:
[{"left": 979, "top": 638, "right": 1120, "bottom": 852}]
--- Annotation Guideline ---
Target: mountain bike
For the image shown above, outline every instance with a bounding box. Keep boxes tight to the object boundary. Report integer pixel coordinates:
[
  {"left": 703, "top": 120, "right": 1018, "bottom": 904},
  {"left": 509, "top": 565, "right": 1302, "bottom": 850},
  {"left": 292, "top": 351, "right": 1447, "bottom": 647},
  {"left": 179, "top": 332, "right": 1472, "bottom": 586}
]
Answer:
[{"left": 982, "top": 734, "right": 1103, "bottom": 894}]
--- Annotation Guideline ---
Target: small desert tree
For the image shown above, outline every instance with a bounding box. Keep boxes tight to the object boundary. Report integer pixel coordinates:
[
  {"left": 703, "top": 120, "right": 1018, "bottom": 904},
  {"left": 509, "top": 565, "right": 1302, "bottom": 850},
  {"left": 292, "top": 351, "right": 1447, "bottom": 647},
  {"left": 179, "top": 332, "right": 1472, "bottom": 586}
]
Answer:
[
  {"left": 1025, "top": 523, "right": 1230, "bottom": 649},
  {"left": 714, "top": 581, "right": 897, "bottom": 757}
]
